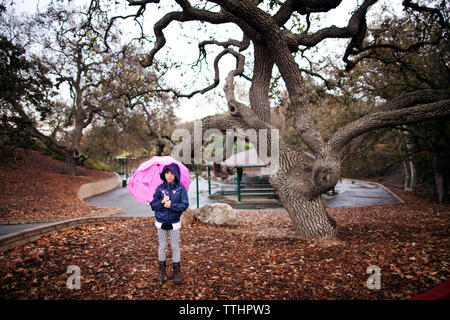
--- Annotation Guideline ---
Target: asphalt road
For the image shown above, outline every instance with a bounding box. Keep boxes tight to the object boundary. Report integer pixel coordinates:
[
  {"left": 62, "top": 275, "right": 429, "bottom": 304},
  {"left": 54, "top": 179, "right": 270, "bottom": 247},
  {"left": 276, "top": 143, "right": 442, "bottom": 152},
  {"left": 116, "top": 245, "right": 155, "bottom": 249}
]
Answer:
[{"left": 322, "top": 179, "right": 400, "bottom": 208}]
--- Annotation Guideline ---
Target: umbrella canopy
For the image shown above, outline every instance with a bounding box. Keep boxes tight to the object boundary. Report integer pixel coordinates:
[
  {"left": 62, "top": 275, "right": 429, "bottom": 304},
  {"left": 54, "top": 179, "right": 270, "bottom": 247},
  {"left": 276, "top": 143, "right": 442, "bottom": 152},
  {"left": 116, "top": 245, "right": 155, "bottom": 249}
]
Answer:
[{"left": 128, "top": 156, "right": 191, "bottom": 203}]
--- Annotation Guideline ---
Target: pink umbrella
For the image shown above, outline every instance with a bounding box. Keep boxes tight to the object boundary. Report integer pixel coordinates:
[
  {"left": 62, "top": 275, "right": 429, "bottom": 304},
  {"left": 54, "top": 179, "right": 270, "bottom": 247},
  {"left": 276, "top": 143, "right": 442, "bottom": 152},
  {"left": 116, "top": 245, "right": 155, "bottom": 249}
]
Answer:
[{"left": 128, "top": 156, "right": 191, "bottom": 203}]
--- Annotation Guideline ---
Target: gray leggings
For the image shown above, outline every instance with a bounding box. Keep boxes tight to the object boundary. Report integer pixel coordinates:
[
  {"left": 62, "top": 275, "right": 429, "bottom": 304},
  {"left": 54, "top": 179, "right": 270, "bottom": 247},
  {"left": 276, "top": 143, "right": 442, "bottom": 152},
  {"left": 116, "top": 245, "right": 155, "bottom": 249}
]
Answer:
[{"left": 157, "top": 228, "right": 180, "bottom": 263}]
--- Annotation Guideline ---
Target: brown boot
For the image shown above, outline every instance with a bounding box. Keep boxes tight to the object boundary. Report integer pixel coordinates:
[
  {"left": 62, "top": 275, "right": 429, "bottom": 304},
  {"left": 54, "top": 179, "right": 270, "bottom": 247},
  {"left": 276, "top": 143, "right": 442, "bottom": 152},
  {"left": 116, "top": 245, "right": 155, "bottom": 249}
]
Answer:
[
  {"left": 173, "top": 262, "right": 182, "bottom": 285},
  {"left": 157, "top": 261, "right": 166, "bottom": 283}
]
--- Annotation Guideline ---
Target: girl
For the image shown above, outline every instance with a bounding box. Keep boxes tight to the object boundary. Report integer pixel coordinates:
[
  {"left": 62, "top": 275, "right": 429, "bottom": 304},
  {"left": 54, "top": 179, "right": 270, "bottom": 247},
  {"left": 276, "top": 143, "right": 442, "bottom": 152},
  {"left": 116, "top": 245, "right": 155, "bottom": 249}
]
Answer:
[{"left": 150, "top": 163, "right": 189, "bottom": 284}]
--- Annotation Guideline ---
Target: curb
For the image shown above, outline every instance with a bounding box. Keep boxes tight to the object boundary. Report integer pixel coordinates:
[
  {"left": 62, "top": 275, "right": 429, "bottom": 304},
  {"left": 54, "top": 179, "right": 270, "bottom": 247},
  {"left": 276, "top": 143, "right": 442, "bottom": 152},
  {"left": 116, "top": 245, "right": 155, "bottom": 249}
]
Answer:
[
  {"left": 342, "top": 178, "right": 405, "bottom": 204},
  {"left": 0, "top": 212, "right": 127, "bottom": 253},
  {"left": 0, "top": 208, "right": 123, "bottom": 225},
  {"left": 78, "top": 172, "right": 120, "bottom": 200}
]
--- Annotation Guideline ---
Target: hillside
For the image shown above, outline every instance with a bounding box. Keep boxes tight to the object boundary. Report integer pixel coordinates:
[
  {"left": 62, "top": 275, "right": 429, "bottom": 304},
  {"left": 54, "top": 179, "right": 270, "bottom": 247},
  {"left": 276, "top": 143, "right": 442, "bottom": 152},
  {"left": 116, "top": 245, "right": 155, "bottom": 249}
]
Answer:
[{"left": 0, "top": 147, "right": 115, "bottom": 220}]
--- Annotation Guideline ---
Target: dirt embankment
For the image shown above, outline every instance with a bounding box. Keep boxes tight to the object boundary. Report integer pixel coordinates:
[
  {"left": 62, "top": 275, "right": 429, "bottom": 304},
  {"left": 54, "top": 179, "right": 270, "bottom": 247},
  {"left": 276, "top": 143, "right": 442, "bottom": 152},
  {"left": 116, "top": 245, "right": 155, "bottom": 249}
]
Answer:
[{"left": 0, "top": 148, "right": 115, "bottom": 220}]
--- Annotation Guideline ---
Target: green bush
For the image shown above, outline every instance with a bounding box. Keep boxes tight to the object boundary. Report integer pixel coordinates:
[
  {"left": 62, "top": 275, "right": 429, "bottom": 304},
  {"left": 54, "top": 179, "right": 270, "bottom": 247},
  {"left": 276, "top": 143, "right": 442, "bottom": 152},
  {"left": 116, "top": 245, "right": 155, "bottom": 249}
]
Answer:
[
  {"left": 83, "top": 158, "right": 112, "bottom": 171},
  {"left": 34, "top": 140, "right": 65, "bottom": 161}
]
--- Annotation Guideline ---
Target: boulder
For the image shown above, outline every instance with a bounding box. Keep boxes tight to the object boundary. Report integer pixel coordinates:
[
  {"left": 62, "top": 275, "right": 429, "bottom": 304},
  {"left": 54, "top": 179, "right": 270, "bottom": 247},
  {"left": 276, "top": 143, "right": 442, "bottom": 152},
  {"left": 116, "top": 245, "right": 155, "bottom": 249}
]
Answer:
[
  {"left": 193, "top": 203, "right": 238, "bottom": 226},
  {"left": 180, "top": 208, "right": 195, "bottom": 226}
]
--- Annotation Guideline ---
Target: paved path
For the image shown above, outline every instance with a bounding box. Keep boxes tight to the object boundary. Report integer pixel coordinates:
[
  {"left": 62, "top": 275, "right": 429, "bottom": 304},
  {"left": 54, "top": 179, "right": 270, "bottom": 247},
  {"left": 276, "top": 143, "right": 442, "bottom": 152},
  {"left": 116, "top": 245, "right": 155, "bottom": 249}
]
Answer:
[
  {"left": 84, "top": 175, "right": 232, "bottom": 217},
  {"left": 322, "top": 179, "right": 401, "bottom": 208},
  {"left": 0, "top": 223, "right": 50, "bottom": 237},
  {"left": 0, "top": 177, "right": 400, "bottom": 236}
]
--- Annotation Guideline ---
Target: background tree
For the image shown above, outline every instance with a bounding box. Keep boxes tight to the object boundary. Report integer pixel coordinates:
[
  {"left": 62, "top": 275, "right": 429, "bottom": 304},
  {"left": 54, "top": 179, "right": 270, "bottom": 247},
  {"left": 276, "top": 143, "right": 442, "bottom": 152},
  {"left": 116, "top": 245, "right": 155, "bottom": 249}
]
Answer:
[
  {"left": 0, "top": 20, "right": 55, "bottom": 159},
  {"left": 82, "top": 42, "right": 180, "bottom": 167},
  {"left": 320, "top": 0, "right": 450, "bottom": 203},
  {"left": 117, "top": 0, "right": 450, "bottom": 237},
  {"left": 109, "top": 44, "right": 180, "bottom": 156},
  {"left": 1, "top": 2, "right": 128, "bottom": 174}
]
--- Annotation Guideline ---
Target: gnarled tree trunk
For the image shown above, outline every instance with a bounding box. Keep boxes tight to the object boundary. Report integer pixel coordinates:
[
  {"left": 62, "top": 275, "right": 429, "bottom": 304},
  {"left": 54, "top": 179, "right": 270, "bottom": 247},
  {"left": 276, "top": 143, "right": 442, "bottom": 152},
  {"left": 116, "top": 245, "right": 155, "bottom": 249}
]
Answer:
[
  {"left": 200, "top": 102, "right": 340, "bottom": 237},
  {"left": 269, "top": 149, "right": 338, "bottom": 237},
  {"left": 249, "top": 41, "right": 273, "bottom": 124},
  {"left": 64, "top": 152, "right": 77, "bottom": 176},
  {"left": 199, "top": 86, "right": 449, "bottom": 238}
]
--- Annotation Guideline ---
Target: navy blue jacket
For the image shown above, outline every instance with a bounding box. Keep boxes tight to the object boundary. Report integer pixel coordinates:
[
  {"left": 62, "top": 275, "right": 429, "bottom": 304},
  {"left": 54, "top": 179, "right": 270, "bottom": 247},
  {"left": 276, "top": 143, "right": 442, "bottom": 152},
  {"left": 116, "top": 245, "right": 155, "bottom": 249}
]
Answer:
[{"left": 150, "top": 163, "right": 189, "bottom": 224}]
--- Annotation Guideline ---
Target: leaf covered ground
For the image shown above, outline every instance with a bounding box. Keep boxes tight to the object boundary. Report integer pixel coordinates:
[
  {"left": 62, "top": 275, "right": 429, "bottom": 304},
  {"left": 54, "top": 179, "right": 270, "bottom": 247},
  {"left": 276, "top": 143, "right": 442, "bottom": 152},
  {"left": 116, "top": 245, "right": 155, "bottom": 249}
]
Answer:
[
  {"left": 0, "top": 149, "right": 448, "bottom": 299},
  {"left": 0, "top": 148, "right": 115, "bottom": 219},
  {"left": 1, "top": 198, "right": 449, "bottom": 300}
]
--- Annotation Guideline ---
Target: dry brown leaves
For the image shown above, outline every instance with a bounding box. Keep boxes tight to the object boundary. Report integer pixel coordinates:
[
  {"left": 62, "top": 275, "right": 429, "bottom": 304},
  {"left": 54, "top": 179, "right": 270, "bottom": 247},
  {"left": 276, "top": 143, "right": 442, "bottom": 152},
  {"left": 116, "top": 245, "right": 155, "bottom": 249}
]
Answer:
[
  {"left": 0, "top": 149, "right": 114, "bottom": 219},
  {"left": 0, "top": 197, "right": 448, "bottom": 300},
  {"left": 0, "top": 149, "right": 448, "bottom": 300}
]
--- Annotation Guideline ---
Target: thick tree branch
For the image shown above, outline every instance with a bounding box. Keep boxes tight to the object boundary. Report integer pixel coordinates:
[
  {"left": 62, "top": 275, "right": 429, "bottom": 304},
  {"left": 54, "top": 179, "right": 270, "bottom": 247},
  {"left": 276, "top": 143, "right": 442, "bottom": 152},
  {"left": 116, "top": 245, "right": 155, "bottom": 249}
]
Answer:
[
  {"left": 198, "top": 36, "right": 250, "bottom": 56},
  {"left": 278, "top": 0, "right": 376, "bottom": 51},
  {"left": 329, "top": 97, "right": 450, "bottom": 156},
  {"left": 338, "top": 89, "right": 450, "bottom": 161},
  {"left": 377, "top": 89, "right": 450, "bottom": 112},
  {"left": 209, "top": 0, "right": 327, "bottom": 155},
  {"left": 249, "top": 41, "right": 274, "bottom": 123},
  {"left": 181, "top": 47, "right": 249, "bottom": 99},
  {"left": 273, "top": 0, "right": 343, "bottom": 27},
  {"left": 140, "top": 11, "right": 186, "bottom": 67},
  {"left": 128, "top": 0, "right": 160, "bottom": 5}
]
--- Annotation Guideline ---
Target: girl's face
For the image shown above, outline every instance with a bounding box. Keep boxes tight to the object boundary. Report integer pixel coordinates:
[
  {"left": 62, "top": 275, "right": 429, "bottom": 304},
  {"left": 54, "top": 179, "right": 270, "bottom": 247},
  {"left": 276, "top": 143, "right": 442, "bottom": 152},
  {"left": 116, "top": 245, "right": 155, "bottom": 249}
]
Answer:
[{"left": 164, "top": 169, "right": 175, "bottom": 183}]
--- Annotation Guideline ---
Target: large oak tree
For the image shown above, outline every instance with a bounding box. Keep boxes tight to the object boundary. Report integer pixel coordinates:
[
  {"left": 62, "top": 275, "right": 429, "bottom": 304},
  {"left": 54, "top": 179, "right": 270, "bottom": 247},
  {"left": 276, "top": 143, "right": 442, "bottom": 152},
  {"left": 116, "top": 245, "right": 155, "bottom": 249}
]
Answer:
[{"left": 118, "top": 0, "right": 449, "bottom": 237}]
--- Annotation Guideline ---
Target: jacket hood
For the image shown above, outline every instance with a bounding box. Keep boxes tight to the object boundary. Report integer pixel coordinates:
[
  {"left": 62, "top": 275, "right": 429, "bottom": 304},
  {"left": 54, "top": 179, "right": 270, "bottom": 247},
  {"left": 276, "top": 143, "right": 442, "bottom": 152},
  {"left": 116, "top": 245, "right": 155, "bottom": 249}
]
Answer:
[{"left": 160, "top": 163, "right": 181, "bottom": 184}]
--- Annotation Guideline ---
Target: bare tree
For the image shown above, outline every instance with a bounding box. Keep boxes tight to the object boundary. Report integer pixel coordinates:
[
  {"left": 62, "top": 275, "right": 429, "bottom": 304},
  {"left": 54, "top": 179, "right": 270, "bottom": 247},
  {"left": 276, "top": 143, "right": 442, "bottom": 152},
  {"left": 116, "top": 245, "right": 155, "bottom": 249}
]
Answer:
[
  {"left": 110, "top": 44, "right": 179, "bottom": 155},
  {"left": 320, "top": 0, "right": 449, "bottom": 203},
  {"left": 2, "top": 2, "right": 127, "bottom": 174},
  {"left": 119, "top": 0, "right": 450, "bottom": 237}
]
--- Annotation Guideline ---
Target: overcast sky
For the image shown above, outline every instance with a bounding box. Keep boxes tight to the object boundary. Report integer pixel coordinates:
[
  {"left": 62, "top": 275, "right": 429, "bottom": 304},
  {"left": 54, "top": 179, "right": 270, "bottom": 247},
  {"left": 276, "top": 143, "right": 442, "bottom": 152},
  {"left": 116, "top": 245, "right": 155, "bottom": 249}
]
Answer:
[{"left": 10, "top": 0, "right": 403, "bottom": 123}]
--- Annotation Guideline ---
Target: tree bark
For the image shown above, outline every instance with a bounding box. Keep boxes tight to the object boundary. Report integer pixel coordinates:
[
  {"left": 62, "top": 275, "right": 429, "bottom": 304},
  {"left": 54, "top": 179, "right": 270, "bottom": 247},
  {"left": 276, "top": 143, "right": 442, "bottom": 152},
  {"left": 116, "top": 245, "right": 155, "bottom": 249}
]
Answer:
[
  {"left": 249, "top": 41, "right": 273, "bottom": 124},
  {"left": 432, "top": 152, "right": 449, "bottom": 204},
  {"left": 269, "top": 148, "right": 337, "bottom": 237},
  {"left": 201, "top": 102, "right": 338, "bottom": 238},
  {"left": 64, "top": 152, "right": 77, "bottom": 176},
  {"left": 281, "top": 194, "right": 336, "bottom": 237}
]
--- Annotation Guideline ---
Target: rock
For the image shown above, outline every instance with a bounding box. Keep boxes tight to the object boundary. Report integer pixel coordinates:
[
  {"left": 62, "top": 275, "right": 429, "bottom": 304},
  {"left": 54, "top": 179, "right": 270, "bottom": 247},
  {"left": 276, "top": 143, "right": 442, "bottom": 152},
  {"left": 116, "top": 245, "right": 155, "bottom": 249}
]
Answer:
[
  {"left": 180, "top": 208, "right": 195, "bottom": 226},
  {"left": 193, "top": 203, "right": 238, "bottom": 226}
]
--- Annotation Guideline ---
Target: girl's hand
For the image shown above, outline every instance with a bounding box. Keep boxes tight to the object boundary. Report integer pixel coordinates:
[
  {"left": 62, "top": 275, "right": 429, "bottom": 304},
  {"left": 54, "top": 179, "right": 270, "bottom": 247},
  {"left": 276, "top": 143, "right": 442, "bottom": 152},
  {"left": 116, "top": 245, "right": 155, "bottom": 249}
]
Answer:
[
  {"left": 162, "top": 195, "right": 170, "bottom": 204},
  {"left": 163, "top": 200, "right": 171, "bottom": 208},
  {"left": 161, "top": 190, "right": 169, "bottom": 204}
]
